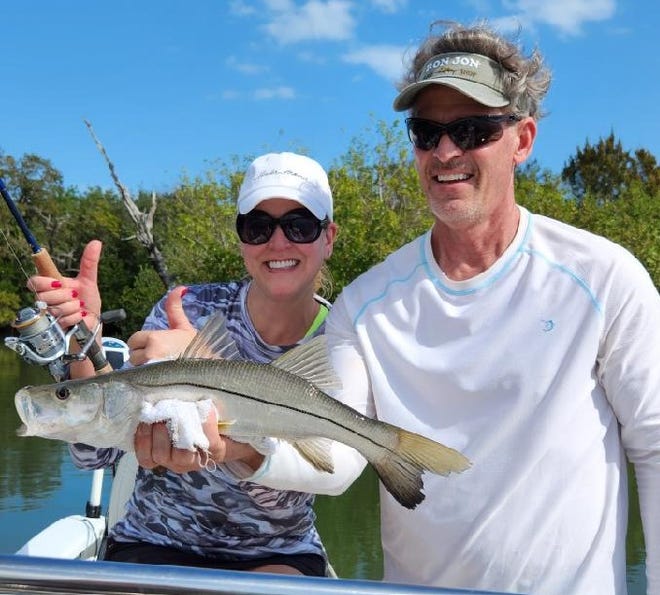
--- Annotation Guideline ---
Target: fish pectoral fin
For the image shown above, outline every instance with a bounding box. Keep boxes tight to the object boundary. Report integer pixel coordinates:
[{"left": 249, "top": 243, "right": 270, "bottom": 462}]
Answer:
[
  {"left": 271, "top": 335, "right": 342, "bottom": 392},
  {"left": 217, "top": 419, "right": 237, "bottom": 433},
  {"left": 291, "top": 437, "right": 335, "bottom": 473}
]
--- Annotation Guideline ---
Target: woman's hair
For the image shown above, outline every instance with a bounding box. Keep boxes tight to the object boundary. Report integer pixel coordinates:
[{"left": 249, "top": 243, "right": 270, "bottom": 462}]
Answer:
[
  {"left": 315, "top": 262, "right": 333, "bottom": 297},
  {"left": 399, "top": 20, "right": 552, "bottom": 120}
]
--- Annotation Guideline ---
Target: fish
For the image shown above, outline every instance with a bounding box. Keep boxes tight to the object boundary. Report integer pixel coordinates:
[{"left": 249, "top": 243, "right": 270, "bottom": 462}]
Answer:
[{"left": 14, "top": 312, "right": 471, "bottom": 509}]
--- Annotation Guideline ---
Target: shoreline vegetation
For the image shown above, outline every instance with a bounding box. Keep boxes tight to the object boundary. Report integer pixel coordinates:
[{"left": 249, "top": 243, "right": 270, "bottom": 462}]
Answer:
[{"left": 0, "top": 123, "right": 657, "bottom": 336}]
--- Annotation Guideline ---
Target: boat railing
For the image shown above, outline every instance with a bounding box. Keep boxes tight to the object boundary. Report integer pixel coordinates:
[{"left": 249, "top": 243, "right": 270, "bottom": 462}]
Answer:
[{"left": 0, "top": 554, "right": 518, "bottom": 595}]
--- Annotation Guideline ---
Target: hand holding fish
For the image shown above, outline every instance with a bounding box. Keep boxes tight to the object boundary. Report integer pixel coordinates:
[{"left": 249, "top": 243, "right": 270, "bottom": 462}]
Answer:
[
  {"left": 27, "top": 240, "right": 103, "bottom": 331},
  {"left": 128, "top": 286, "right": 198, "bottom": 366},
  {"left": 134, "top": 408, "right": 264, "bottom": 474}
]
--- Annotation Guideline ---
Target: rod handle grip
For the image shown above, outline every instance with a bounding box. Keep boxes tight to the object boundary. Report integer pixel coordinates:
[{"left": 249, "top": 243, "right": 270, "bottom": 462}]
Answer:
[{"left": 32, "top": 248, "right": 63, "bottom": 280}]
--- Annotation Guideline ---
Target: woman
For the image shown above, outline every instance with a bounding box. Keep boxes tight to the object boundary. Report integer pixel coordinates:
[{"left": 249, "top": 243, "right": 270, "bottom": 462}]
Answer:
[{"left": 28, "top": 152, "right": 338, "bottom": 576}]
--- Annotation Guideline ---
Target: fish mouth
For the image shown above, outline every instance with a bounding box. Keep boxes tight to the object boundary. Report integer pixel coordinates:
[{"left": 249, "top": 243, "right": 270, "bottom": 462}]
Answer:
[
  {"left": 16, "top": 424, "right": 29, "bottom": 437},
  {"left": 14, "top": 389, "right": 35, "bottom": 431}
]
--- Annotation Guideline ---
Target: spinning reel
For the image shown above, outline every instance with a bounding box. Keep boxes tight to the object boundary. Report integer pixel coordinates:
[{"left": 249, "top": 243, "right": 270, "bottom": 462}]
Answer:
[{"left": 5, "top": 303, "right": 127, "bottom": 380}]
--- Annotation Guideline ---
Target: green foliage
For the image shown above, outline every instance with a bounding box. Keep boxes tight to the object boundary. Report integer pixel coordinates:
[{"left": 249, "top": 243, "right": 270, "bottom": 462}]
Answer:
[
  {"left": 516, "top": 160, "right": 578, "bottom": 221},
  {"left": 0, "top": 126, "right": 657, "bottom": 341},
  {"left": 118, "top": 265, "right": 167, "bottom": 334},
  {"left": 153, "top": 174, "right": 242, "bottom": 285},
  {"left": 0, "top": 289, "right": 21, "bottom": 327},
  {"left": 519, "top": 159, "right": 659, "bottom": 289},
  {"left": 573, "top": 189, "right": 660, "bottom": 287},
  {"left": 562, "top": 132, "right": 660, "bottom": 203},
  {"left": 328, "top": 118, "right": 431, "bottom": 297}
]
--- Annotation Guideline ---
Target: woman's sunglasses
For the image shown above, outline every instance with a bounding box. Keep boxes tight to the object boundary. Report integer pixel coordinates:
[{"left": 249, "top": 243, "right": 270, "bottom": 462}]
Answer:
[
  {"left": 236, "top": 208, "right": 329, "bottom": 245},
  {"left": 405, "top": 115, "right": 521, "bottom": 152}
]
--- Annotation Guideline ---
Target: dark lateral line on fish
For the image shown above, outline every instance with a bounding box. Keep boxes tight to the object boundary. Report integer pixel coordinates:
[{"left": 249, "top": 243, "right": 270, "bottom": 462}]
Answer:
[{"left": 146, "top": 380, "right": 393, "bottom": 455}]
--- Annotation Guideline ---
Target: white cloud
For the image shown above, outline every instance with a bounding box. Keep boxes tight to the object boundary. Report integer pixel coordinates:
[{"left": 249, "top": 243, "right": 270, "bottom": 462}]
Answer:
[
  {"left": 370, "top": 0, "right": 407, "bottom": 13},
  {"left": 226, "top": 55, "right": 269, "bottom": 75},
  {"left": 220, "top": 86, "right": 296, "bottom": 101},
  {"left": 342, "top": 44, "right": 408, "bottom": 82},
  {"left": 264, "top": 0, "right": 295, "bottom": 10},
  {"left": 221, "top": 89, "right": 242, "bottom": 100},
  {"left": 505, "top": 0, "right": 616, "bottom": 35},
  {"left": 229, "top": 0, "right": 257, "bottom": 16},
  {"left": 465, "top": 0, "right": 492, "bottom": 12},
  {"left": 264, "top": 0, "right": 355, "bottom": 44},
  {"left": 254, "top": 86, "right": 296, "bottom": 99},
  {"left": 490, "top": 14, "right": 529, "bottom": 35},
  {"left": 297, "top": 50, "right": 327, "bottom": 64}
]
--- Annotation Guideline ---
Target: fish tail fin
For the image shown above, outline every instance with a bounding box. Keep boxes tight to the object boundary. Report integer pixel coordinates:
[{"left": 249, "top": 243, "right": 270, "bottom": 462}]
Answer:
[{"left": 371, "top": 429, "right": 471, "bottom": 510}]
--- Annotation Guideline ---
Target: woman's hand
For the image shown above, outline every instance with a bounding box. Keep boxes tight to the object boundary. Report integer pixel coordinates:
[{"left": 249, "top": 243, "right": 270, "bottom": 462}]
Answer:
[
  {"left": 134, "top": 408, "right": 265, "bottom": 474},
  {"left": 27, "top": 240, "right": 103, "bottom": 330},
  {"left": 127, "top": 286, "right": 196, "bottom": 366},
  {"left": 26, "top": 240, "right": 104, "bottom": 379}
]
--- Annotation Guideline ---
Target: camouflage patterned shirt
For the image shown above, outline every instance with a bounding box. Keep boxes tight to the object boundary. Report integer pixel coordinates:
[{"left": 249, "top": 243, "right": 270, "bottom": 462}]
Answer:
[{"left": 70, "top": 278, "right": 329, "bottom": 562}]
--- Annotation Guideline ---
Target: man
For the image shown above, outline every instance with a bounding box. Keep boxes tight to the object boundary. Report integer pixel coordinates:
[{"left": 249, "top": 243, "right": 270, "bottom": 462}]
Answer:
[{"left": 251, "top": 21, "right": 660, "bottom": 595}]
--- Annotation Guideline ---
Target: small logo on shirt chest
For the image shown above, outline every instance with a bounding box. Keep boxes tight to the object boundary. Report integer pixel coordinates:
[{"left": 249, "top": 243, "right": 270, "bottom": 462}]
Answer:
[{"left": 541, "top": 319, "right": 555, "bottom": 332}]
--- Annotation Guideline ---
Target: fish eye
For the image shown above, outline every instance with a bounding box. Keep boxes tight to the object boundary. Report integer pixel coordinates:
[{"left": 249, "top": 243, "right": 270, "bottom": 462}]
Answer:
[{"left": 55, "top": 387, "right": 70, "bottom": 401}]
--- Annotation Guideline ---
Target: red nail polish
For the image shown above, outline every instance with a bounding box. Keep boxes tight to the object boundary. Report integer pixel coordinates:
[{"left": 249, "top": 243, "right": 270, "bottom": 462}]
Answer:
[
  {"left": 71, "top": 290, "right": 79, "bottom": 298},
  {"left": 79, "top": 300, "right": 85, "bottom": 308},
  {"left": 81, "top": 311, "right": 88, "bottom": 317},
  {"left": 181, "top": 287, "right": 188, "bottom": 296},
  {"left": 51, "top": 280, "right": 62, "bottom": 288}
]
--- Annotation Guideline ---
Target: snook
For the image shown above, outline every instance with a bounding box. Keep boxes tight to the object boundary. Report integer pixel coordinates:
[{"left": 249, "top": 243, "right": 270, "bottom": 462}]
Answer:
[{"left": 15, "top": 313, "right": 471, "bottom": 509}]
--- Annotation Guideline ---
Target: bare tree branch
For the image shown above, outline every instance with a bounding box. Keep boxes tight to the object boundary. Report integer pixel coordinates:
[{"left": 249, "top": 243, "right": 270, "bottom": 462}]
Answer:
[{"left": 84, "top": 119, "right": 175, "bottom": 289}]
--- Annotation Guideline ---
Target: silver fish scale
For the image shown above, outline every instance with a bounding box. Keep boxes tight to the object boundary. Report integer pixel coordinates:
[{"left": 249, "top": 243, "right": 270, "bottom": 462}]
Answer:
[{"left": 120, "top": 357, "right": 398, "bottom": 452}]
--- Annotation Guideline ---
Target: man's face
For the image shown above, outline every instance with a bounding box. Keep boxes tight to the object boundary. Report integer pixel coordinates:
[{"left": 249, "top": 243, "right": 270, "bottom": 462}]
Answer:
[{"left": 410, "top": 85, "right": 535, "bottom": 229}]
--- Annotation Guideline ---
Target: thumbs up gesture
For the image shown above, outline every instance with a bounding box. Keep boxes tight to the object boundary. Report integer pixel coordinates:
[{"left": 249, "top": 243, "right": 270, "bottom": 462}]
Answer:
[
  {"left": 27, "top": 240, "right": 103, "bottom": 330},
  {"left": 127, "top": 286, "right": 197, "bottom": 366}
]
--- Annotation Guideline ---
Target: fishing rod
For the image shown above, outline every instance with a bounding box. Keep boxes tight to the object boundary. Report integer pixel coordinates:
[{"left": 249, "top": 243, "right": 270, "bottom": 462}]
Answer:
[
  {"left": 0, "top": 176, "right": 120, "bottom": 377},
  {"left": 1, "top": 177, "right": 132, "bottom": 521}
]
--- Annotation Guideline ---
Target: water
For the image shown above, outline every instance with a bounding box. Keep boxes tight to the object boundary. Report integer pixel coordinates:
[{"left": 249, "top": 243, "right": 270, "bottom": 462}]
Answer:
[{"left": 0, "top": 352, "right": 647, "bottom": 592}]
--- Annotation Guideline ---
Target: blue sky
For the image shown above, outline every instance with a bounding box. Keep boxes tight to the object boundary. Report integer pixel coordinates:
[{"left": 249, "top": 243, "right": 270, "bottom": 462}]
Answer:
[{"left": 1, "top": 0, "right": 658, "bottom": 193}]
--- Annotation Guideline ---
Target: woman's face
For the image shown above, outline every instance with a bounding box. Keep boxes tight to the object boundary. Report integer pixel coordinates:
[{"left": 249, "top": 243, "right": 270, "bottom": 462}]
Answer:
[{"left": 239, "top": 198, "right": 337, "bottom": 302}]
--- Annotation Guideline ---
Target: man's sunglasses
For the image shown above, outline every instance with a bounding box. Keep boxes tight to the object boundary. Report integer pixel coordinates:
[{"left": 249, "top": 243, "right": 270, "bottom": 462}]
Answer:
[
  {"left": 405, "top": 115, "right": 521, "bottom": 152},
  {"left": 236, "top": 208, "right": 329, "bottom": 245}
]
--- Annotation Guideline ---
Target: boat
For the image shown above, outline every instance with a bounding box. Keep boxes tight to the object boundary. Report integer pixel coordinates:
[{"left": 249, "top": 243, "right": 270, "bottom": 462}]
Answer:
[
  {"left": 0, "top": 555, "right": 512, "bottom": 595},
  {"left": 2, "top": 339, "right": 516, "bottom": 595},
  {"left": 1, "top": 449, "right": 517, "bottom": 595}
]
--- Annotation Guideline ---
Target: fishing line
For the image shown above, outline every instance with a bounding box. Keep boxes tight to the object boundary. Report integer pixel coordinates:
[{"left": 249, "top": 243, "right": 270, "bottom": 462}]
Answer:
[
  {"left": 0, "top": 227, "right": 39, "bottom": 298},
  {"left": 1, "top": 226, "right": 109, "bottom": 324}
]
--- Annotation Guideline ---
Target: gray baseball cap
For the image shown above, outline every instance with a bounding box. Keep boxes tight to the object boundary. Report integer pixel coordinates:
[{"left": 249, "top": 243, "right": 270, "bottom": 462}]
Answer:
[{"left": 393, "top": 52, "right": 511, "bottom": 111}]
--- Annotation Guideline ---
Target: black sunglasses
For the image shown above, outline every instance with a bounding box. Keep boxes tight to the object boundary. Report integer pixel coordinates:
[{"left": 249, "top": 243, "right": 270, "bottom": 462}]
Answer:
[
  {"left": 236, "top": 208, "right": 329, "bottom": 245},
  {"left": 405, "top": 115, "right": 521, "bottom": 152}
]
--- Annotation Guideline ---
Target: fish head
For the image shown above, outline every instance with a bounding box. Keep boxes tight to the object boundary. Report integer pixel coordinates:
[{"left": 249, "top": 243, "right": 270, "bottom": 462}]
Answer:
[{"left": 14, "top": 377, "right": 137, "bottom": 448}]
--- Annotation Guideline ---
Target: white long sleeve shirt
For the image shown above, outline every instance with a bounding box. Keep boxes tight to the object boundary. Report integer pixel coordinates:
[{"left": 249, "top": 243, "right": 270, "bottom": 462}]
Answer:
[{"left": 255, "top": 206, "right": 660, "bottom": 594}]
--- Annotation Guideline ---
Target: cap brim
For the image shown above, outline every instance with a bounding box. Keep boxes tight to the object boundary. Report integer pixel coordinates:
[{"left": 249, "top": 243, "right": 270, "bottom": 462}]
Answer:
[
  {"left": 237, "top": 186, "right": 327, "bottom": 220},
  {"left": 393, "top": 79, "right": 510, "bottom": 111}
]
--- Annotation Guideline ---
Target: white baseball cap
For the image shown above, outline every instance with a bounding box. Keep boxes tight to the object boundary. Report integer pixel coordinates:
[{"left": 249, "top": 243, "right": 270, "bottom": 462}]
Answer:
[{"left": 236, "top": 152, "right": 333, "bottom": 221}]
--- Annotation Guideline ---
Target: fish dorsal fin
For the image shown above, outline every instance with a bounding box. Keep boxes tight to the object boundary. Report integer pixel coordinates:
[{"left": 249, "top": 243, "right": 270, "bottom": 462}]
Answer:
[
  {"left": 181, "top": 311, "right": 241, "bottom": 361},
  {"left": 271, "top": 335, "right": 342, "bottom": 392}
]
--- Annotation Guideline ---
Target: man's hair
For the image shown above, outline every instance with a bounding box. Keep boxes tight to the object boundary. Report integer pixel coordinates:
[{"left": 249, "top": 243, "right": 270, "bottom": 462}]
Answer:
[{"left": 399, "top": 20, "right": 552, "bottom": 120}]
